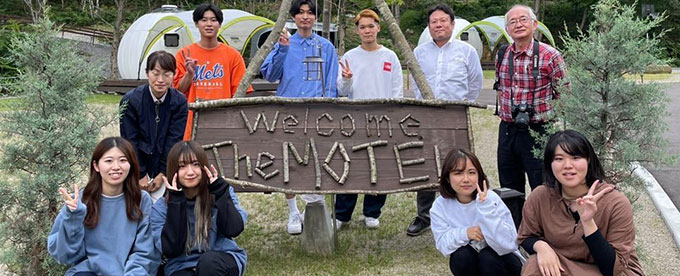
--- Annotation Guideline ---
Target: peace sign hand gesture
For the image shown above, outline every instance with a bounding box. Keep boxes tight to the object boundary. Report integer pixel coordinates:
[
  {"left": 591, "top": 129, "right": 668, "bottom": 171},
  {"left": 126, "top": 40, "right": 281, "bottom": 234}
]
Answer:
[
  {"left": 576, "top": 180, "right": 613, "bottom": 222},
  {"left": 204, "top": 164, "right": 219, "bottom": 184},
  {"left": 58, "top": 184, "right": 80, "bottom": 212},
  {"left": 476, "top": 180, "right": 489, "bottom": 203},
  {"left": 181, "top": 49, "right": 198, "bottom": 77},
  {"left": 163, "top": 173, "right": 182, "bottom": 192},
  {"left": 339, "top": 59, "right": 353, "bottom": 79}
]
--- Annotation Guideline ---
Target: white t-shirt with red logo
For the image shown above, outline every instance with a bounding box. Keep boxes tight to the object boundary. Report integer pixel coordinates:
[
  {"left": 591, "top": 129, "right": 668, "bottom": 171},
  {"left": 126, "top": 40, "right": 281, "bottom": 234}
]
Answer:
[{"left": 337, "top": 46, "right": 403, "bottom": 99}]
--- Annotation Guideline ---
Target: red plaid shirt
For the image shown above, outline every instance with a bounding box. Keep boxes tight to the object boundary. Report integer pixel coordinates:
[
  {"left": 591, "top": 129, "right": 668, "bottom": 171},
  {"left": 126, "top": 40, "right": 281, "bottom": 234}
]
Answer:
[{"left": 496, "top": 40, "right": 568, "bottom": 123}]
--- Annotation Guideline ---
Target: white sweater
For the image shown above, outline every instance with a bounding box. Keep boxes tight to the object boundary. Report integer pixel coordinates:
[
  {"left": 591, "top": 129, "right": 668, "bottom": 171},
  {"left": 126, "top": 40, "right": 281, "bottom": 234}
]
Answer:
[
  {"left": 430, "top": 190, "right": 520, "bottom": 257},
  {"left": 337, "top": 45, "right": 403, "bottom": 99}
]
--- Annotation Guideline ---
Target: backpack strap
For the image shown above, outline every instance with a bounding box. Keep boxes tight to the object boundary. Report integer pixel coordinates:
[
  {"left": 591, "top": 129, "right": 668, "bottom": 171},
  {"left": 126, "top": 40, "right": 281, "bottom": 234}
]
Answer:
[{"left": 494, "top": 44, "right": 509, "bottom": 115}]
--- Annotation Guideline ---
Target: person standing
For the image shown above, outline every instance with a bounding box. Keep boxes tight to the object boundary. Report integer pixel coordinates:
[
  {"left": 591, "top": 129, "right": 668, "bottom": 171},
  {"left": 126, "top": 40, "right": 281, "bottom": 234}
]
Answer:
[
  {"left": 334, "top": 9, "right": 402, "bottom": 229},
  {"left": 120, "top": 50, "right": 188, "bottom": 201},
  {"left": 406, "top": 4, "right": 483, "bottom": 236},
  {"left": 174, "top": 3, "right": 251, "bottom": 141},
  {"left": 496, "top": 5, "right": 567, "bottom": 228},
  {"left": 260, "top": 0, "right": 339, "bottom": 235}
]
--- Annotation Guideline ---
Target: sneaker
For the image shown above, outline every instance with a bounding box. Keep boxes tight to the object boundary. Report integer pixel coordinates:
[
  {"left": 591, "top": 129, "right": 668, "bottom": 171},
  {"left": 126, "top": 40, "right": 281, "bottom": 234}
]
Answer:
[
  {"left": 287, "top": 213, "right": 302, "bottom": 235},
  {"left": 365, "top": 217, "right": 380, "bottom": 229},
  {"left": 406, "top": 217, "right": 430, "bottom": 236},
  {"left": 335, "top": 219, "right": 346, "bottom": 231}
]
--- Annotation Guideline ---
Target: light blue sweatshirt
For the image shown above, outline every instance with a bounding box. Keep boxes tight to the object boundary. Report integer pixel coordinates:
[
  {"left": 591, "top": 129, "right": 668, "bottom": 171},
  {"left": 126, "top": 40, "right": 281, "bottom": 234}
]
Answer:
[{"left": 47, "top": 190, "right": 160, "bottom": 276}]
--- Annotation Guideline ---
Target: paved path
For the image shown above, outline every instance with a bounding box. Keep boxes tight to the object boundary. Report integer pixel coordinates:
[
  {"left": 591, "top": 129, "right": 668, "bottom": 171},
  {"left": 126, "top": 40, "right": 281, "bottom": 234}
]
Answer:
[{"left": 647, "top": 82, "right": 680, "bottom": 209}]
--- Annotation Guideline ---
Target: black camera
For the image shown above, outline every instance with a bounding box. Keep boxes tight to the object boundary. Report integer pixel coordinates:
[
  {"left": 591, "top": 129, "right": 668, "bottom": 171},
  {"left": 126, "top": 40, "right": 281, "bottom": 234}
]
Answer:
[{"left": 511, "top": 102, "right": 534, "bottom": 129}]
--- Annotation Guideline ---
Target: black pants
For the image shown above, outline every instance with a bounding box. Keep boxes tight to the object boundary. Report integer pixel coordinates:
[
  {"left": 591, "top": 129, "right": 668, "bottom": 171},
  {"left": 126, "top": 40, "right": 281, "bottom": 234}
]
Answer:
[
  {"left": 415, "top": 190, "right": 436, "bottom": 224},
  {"left": 171, "top": 251, "right": 239, "bottom": 276},
  {"left": 449, "top": 245, "right": 522, "bottom": 276},
  {"left": 497, "top": 121, "right": 547, "bottom": 228},
  {"left": 335, "top": 194, "right": 387, "bottom": 222}
]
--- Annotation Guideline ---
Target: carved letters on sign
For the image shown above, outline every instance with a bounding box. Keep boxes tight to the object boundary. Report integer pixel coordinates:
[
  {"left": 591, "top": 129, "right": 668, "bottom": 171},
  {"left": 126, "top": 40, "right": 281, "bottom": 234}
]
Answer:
[{"left": 192, "top": 98, "right": 476, "bottom": 194}]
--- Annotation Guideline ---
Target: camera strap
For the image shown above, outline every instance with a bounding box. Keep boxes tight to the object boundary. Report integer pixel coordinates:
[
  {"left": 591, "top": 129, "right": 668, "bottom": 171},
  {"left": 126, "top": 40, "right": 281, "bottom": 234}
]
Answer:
[{"left": 509, "top": 40, "right": 540, "bottom": 108}]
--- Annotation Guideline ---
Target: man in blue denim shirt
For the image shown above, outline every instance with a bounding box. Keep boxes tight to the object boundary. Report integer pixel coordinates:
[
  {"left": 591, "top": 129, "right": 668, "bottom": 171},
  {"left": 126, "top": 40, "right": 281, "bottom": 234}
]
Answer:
[{"left": 260, "top": 0, "right": 338, "bottom": 235}]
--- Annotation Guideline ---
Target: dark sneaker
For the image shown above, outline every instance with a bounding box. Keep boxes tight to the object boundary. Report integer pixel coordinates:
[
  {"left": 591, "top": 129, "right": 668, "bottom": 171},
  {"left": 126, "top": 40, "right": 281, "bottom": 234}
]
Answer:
[{"left": 406, "top": 217, "right": 430, "bottom": 236}]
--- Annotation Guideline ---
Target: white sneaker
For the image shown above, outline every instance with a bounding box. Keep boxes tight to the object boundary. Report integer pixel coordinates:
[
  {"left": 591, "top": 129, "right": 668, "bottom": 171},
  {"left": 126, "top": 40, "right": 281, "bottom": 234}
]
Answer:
[
  {"left": 287, "top": 213, "right": 302, "bottom": 235},
  {"left": 365, "top": 217, "right": 380, "bottom": 229},
  {"left": 335, "top": 219, "right": 346, "bottom": 231}
]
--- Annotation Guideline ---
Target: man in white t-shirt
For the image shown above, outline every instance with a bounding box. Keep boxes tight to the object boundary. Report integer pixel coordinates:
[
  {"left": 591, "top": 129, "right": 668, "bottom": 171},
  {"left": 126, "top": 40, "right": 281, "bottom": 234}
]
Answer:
[
  {"left": 407, "top": 4, "right": 483, "bottom": 237},
  {"left": 335, "top": 9, "right": 403, "bottom": 229}
]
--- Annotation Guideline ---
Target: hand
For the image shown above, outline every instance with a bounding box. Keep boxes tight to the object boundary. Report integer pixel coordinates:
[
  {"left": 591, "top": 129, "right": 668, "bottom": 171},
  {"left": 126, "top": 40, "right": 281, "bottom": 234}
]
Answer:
[
  {"left": 339, "top": 59, "right": 353, "bottom": 79},
  {"left": 279, "top": 28, "right": 290, "bottom": 46},
  {"left": 476, "top": 180, "right": 488, "bottom": 203},
  {"left": 576, "top": 180, "right": 613, "bottom": 222},
  {"left": 535, "top": 241, "right": 564, "bottom": 276},
  {"left": 181, "top": 49, "right": 198, "bottom": 77},
  {"left": 163, "top": 173, "right": 182, "bottom": 192},
  {"left": 149, "top": 173, "right": 165, "bottom": 192},
  {"left": 58, "top": 184, "right": 80, "bottom": 212},
  {"left": 204, "top": 164, "right": 219, "bottom": 184},
  {"left": 139, "top": 175, "right": 150, "bottom": 191},
  {"left": 466, "top": 225, "right": 484, "bottom": 241}
]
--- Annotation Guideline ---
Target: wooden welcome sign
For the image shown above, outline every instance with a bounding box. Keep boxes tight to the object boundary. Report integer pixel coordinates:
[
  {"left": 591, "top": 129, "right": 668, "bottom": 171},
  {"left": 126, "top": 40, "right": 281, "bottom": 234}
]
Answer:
[{"left": 190, "top": 97, "right": 481, "bottom": 194}]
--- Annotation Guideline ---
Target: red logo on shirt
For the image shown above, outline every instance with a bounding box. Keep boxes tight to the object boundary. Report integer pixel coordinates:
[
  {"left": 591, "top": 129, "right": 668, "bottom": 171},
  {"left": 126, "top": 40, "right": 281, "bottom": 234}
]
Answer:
[{"left": 383, "top": 62, "right": 392, "bottom": 72}]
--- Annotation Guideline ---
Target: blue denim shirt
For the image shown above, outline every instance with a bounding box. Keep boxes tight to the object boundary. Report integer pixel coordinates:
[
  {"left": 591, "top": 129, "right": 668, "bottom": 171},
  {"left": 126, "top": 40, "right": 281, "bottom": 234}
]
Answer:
[{"left": 261, "top": 33, "right": 338, "bottom": 98}]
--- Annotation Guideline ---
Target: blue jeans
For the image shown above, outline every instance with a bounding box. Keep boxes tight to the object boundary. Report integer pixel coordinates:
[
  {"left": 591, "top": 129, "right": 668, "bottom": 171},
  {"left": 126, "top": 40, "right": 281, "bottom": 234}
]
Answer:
[{"left": 334, "top": 194, "right": 387, "bottom": 222}]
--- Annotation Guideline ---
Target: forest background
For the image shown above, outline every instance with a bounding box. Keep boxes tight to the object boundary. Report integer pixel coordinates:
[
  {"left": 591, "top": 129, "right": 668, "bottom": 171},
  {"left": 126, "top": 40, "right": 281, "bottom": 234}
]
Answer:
[{"left": 0, "top": 0, "right": 678, "bottom": 82}]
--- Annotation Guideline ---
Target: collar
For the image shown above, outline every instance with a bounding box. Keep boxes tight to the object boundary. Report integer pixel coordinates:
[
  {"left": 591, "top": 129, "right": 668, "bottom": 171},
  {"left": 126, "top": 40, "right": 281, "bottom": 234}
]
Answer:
[
  {"left": 511, "top": 39, "right": 536, "bottom": 56},
  {"left": 429, "top": 39, "right": 451, "bottom": 49},
  {"left": 294, "top": 33, "right": 317, "bottom": 46},
  {"left": 149, "top": 86, "right": 167, "bottom": 104}
]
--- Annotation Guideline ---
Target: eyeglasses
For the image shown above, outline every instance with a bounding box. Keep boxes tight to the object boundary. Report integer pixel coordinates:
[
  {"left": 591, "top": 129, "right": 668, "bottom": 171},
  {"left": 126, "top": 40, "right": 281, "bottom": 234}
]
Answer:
[
  {"left": 508, "top": 16, "right": 532, "bottom": 27},
  {"left": 149, "top": 70, "right": 174, "bottom": 79}
]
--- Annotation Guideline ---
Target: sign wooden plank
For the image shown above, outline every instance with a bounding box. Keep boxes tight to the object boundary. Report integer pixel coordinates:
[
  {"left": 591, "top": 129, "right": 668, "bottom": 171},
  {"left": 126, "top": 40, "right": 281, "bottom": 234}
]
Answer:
[{"left": 191, "top": 97, "right": 482, "bottom": 194}]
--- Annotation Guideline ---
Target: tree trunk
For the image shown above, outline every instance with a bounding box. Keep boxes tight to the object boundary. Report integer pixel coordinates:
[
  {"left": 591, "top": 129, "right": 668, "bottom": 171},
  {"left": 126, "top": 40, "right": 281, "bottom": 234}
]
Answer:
[
  {"left": 23, "top": 0, "right": 46, "bottom": 23},
  {"left": 534, "top": 0, "right": 542, "bottom": 41},
  {"left": 392, "top": 2, "right": 400, "bottom": 23},
  {"left": 374, "top": 0, "right": 433, "bottom": 99},
  {"left": 580, "top": 9, "right": 588, "bottom": 30},
  {"left": 337, "top": 0, "right": 346, "bottom": 56},
  {"left": 322, "top": 0, "right": 331, "bottom": 39},
  {"left": 234, "top": 0, "right": 294, "bottom": 98},
  {"left": 110, "top": 0, "right": 125, "bottom": 80}
]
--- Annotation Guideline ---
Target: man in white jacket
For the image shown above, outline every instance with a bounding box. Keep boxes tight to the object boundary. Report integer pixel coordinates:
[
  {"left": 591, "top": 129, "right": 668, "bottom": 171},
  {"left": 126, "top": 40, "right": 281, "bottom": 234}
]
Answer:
[{"left": 335, "top": 9, "right": 402, "bottom": 229}]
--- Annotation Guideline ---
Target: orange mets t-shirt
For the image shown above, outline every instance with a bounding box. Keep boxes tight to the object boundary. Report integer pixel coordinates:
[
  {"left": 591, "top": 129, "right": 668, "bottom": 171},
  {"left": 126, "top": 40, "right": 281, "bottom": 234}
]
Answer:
[{"left": 174, "top": 43, "right": 251, "bottom": 140}]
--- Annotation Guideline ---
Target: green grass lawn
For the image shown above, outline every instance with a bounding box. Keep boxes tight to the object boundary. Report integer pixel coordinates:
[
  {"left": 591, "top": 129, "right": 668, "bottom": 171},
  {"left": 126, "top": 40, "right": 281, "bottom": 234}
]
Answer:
[{"left": 0, "top": 93, "right": 123, "bottom": 111}]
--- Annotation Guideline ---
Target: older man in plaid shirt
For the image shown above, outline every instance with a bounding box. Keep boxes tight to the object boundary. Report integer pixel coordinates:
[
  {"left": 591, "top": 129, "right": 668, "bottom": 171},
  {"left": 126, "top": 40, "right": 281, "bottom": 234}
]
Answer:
[{"left": 495, "top": 4, "right": 567, "bottom": 227}]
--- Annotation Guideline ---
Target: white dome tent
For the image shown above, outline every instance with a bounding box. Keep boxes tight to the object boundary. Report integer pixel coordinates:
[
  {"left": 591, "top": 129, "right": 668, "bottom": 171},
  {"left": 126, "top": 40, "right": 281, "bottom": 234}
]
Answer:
[
  {"left": 417, "top": 18, "right": 483, "bottom": 58},
  {"left": 459, "top": 16, "right": 556, "bottom": 53},
  {"left": 117, "top": 5, "right": 274, "bottom": 79}
]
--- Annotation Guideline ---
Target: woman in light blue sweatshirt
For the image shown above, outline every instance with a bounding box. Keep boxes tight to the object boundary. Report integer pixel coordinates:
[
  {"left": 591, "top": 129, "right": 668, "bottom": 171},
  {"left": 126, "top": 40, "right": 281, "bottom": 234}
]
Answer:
[
  {"left": 47, "top": 137, "right": 160, "bottom": 276},
  {"left": 430, "top": 148, "right": 522, "bottom": 276},
  {"left": 151, "top": 141, "right": 247, "bottom": 276}
]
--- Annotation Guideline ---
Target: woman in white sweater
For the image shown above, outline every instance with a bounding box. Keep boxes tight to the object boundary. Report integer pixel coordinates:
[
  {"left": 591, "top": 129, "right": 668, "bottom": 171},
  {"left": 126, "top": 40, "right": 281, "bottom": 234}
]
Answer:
[{"left": 430, "top": 148, "right": 522, "bottom": 276}]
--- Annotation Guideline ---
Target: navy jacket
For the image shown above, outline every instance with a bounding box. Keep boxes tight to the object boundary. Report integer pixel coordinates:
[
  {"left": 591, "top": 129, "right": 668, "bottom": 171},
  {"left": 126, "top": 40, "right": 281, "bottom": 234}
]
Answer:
[{"left": 120, "top": 84, "right": 188, "bottom": 179}]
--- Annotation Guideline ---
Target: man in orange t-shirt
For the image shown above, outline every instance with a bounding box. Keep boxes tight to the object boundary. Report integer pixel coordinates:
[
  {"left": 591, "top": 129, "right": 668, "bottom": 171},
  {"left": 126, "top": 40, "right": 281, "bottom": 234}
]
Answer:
[{"left": 174, "top": 3, "right": 251, "bottom": 140}]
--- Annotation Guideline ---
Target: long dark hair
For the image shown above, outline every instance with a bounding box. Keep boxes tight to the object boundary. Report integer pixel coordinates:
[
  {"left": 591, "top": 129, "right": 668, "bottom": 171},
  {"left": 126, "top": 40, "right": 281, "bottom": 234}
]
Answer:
[
  {"left": 439, "top": 148, "right": 487, "bottom": 200},
  {"left": 166, "top": 141, "right": 213, "bottom": 252},
  {"left": 543, "top": 130, "right": 606, "bottom": 189},
  {"left": 82, "top": 137, "right": 142, "bottom": 229}
]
